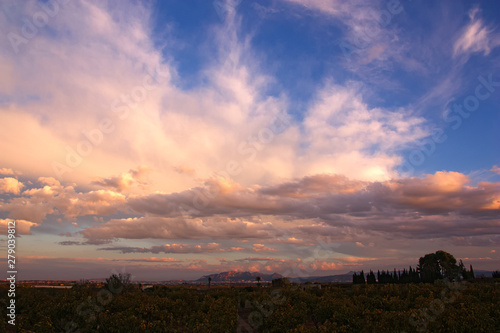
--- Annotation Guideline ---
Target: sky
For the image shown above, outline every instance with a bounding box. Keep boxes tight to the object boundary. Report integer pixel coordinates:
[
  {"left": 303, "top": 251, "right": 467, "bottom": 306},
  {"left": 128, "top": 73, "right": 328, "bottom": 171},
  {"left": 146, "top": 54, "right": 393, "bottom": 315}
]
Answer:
[{"left": 0, "top": 0, "right": 499, "bottom": 281}]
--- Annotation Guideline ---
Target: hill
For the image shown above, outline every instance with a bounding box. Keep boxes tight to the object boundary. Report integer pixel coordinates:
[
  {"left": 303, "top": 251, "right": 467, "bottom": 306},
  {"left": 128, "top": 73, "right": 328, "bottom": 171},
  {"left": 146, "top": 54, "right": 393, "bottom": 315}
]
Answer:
[
  {"left": 289, "top": 271, "right": 355, "bottom": 283},
  {"left": 194, "top": 271, "right": 282, "bottom": 284}
]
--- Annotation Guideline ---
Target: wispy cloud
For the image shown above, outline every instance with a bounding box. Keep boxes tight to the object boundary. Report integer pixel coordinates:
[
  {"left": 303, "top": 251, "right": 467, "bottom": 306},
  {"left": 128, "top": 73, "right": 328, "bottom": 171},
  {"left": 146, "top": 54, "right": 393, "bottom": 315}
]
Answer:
[
  {"left": 453, "top": 7, "right": 500, "bottom": 58},
  {"left": 1, "top": 0, "right": 498, "bottom": 279},
  {"left": 98, "top": 243, "right": 244, "bottom": 254}
]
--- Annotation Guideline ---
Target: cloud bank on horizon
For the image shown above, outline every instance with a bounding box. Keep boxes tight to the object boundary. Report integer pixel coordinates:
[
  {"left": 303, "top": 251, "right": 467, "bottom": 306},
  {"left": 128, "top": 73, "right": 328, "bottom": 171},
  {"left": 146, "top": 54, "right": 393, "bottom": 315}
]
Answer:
[{"left": 0, "top": 0, "right": 499, "bottom": 280}]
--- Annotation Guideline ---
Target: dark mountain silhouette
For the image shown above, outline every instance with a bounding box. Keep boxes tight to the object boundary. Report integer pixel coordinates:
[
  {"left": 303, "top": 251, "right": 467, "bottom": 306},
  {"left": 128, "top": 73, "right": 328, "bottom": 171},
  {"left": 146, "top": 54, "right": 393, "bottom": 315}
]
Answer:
[
  {"left": 195, "top": 271, "right": 282, "bottom": 283},
  {"left": 289, "top": 271, "right": 355, "bottom": 283},
  {"left": 192, "top": 271, "right": 355, "bottom": 284}
]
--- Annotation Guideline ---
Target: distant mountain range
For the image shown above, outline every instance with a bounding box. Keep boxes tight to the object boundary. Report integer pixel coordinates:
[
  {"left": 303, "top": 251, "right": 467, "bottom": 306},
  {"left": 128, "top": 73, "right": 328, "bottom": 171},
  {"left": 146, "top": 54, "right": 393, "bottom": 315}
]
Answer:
[
  {"left": 189, "top": 269, "right": 495, "bottom": 285},
  {"left": 17, "top": 269, "right": 496, "bottom": 284},
  {"left": 194, "top": 271, "right": 283, "bottom": 283},
  {"left": 191, "top": 270, "right": 354, "bottom": 284},
  {"left": 473, "top": 270, "right": 495, "bottom": 278},
  {"left": 289, "top": 271, "right": 355, "bottom": 283}
]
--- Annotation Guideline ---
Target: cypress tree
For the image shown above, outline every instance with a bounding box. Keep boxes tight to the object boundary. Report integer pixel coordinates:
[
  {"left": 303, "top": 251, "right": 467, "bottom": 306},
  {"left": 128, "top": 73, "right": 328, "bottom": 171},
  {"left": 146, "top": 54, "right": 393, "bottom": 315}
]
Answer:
[{"left": 367, "top": 270, "right": 376, "bottom": 284}]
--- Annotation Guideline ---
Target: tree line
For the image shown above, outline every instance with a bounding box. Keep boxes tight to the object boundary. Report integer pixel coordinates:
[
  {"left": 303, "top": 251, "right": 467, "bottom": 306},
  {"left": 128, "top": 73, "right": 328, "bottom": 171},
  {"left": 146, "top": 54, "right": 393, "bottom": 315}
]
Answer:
[{"left": 353, "top": 250, "right": 476, "bottom": 284}]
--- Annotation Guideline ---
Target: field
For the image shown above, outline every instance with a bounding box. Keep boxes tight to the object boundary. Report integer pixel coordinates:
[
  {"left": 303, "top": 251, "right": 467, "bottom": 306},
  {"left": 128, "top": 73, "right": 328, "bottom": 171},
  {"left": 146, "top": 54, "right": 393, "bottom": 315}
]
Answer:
[{"left": 1, "top": 279, "right": 499, "bottom": 332}]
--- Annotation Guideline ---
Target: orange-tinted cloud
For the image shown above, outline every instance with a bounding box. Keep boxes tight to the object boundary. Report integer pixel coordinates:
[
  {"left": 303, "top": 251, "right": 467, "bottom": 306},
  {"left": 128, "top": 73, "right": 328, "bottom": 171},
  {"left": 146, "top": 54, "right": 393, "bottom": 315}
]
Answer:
[
  {"left": 252, "top": 244, "right": 278, "bottom": 252},
  {"left": 98, "top": 242, "right": 246, "bottom": 254},
  {"left": 92, "top": 166, "right": 150, "bottom": 192},
  {"left": 0, "top": 219, "right": 38, "bottom": 235},
  {"left": 0, "top": 168, "right": 21, "bottom": 176},
  {"left": 0, "top": 177, "right": 24, "bottom": 194}
]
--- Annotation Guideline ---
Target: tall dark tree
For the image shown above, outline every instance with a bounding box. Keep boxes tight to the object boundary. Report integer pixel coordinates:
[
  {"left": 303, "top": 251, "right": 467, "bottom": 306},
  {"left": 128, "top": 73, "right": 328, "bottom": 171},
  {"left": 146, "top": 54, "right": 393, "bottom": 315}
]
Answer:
[
  {"left": 418, "top": 252, "right": 441, "bottom": 282},
  {"left": 353, "top": 272, "right": 363, "bottom": 284},
  {"left": 367, "top": 270, "right": 376, "bottom": 284},
  {"left": 436, "top": 250, "right": 459, "bottom": 280},
  {"left": 409, "top": 266, "right": 420, "bottom": 283},
  {"left": 393, "top": 269, "right": 399, "bottom": 284},
  {"left": 208, "top": 276, "right": 212, "bottom": 288},
  {"left": 459, "top": 260, "right": 467, "bottom": 280},
  {"left": 418, "top": 250, "right": 460, "bottom": 282}
]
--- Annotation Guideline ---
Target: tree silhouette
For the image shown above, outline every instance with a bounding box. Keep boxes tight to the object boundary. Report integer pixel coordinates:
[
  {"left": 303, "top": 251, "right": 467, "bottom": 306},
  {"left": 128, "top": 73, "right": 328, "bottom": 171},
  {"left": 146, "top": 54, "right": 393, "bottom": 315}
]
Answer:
[
  {"left": 256, "top": 276, "right": 261, "bottom": 287},
  {"left": 418, "top": 250, "right": 460, "bottom": 282},
  {"left": 360, "top": 270, "right": 365, "bottom": 284},
  {"left": 436, "top": 250, "right": 459, "bottom": 280},
  {"left": 104, "top": 273, "right": 131, "bottom": 294},
  {"left": 208, "top": 276, "right": 212, "bottom": 288},
  {"left": 367, "top": 270, "right": 376, "bottom": 284}
]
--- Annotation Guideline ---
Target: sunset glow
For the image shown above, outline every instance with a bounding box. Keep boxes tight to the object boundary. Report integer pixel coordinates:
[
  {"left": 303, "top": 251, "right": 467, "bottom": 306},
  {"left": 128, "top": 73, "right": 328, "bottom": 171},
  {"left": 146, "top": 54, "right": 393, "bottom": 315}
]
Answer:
[{"left": 0, "top": 0, "right": 499, "bottom": 281}]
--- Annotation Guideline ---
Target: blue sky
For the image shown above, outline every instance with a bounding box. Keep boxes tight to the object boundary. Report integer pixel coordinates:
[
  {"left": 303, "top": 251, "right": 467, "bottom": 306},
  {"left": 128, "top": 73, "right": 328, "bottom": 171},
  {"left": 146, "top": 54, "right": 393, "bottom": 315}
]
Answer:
[
  {"left": 152, "top": 0, "right": 500, "bottom": 176},
  {"left": 0, "top": 0, "right": 499, "bottom": 280}
]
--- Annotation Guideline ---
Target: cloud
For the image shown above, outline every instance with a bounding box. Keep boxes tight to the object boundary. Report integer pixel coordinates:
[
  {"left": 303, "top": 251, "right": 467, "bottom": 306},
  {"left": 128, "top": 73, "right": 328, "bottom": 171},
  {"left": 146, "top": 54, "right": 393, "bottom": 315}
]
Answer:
[
  {"left": 98, "top": 242, "right": 245, "bottom": 254},
  {"left": 59, "top": 241, "right": 85, "bottom": 246},
  {"left": 0, "top": 177, "right": 126, "bottom": 222},
  {"left": 113, "top": 257, "right": 181, "bottom": 263},
  {"left": 80, "top": 215, "right": 277, "bottom": 242},
  {"left": 260, "top": 174, "right": 367, "bottom": 197},
  {"left": 172, "top": 166, "right": 196, "bottom": 176},
  {"left": 338, "top": 256, "right": 378, "bottom": 263},
  {"left": 0, "top": 177, "right": 24, "bottom": 194},
  {"left": 386, "top": 172, "right": 500, "bottom": 214},
  {"left": 280, "top": 0, "right": 412, "bottom": 73},
  {"left": 92, "top": 166, "right": 150, "bottom": 192},
  {"left": 229, "top": 255, "right": 377, "bottom": 275},
  {"left": 66, "top": 170, "right": 499, "bottom": 244},
  {"left": 0, "top": 0, "right": 275, "bottom": 191},
  {"left": 1, "top": 0, "right": 497, "bottom": 279},
  {"left": 0, "top": 0, "right": 431, "bottom": 201},
  {"left": 129, "top": 170, "right": 498, "bottom": 218},
  {"left": 0, "top": 219, "right": 39, "bottom": 235},
  {"left": 1, "top": 168, "right": 497, "bottom": 244},
  {"left": 491, "top": 165, "right": 500, "bottom": 175},
  {"left": 300, "top": 84, "right": 428, "bottom": 181},
  {"left": 0, "top": 1, "right": 173, "bottom": 185},
  {"left": 58, "top": 239, "right": 113, "bottom": 246},
  {"left": 252, "top": 244, "right": 278, "bottom": 252},
  {"left": 272, "top": 237, "right": 313, "bottom": 246},
  {"left": 453, "top": 7, "right": 500, "bottom": 57},
  {"left": 0, "top": 168, "right": 21, "bottom": 176},
  {"left": 449, "top": 235, "right": 500, "bottom": 247}
]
